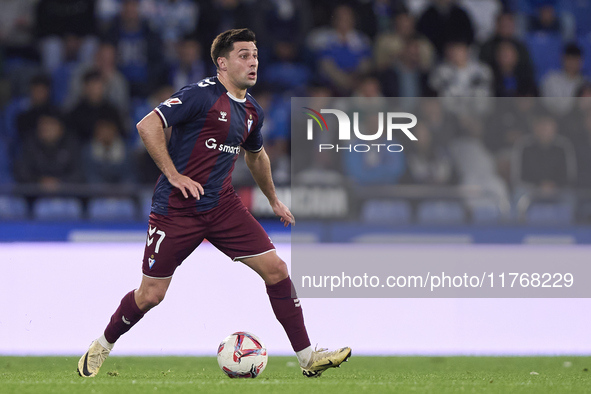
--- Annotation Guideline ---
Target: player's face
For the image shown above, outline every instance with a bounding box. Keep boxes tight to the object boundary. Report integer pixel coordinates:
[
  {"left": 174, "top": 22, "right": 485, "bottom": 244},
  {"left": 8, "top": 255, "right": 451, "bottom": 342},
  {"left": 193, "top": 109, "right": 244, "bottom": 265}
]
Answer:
[{"left": 225, "top": 41, "right": 259, "bottom": 89}]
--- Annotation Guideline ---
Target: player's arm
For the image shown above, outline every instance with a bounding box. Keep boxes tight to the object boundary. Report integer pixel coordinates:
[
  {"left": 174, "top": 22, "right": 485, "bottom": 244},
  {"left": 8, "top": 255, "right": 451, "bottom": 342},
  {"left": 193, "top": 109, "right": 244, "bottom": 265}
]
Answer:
[
  {"left": 136, "top": 111, "right": 203, "bottom": 199},
  {"left": 244, "top": 148, "right": 295, "bottom": 227}
]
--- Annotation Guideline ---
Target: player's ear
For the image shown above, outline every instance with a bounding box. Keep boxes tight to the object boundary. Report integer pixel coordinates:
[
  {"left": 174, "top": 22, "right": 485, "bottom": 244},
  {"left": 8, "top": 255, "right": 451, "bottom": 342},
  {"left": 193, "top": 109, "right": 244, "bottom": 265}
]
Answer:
[{"left": 218, "top": 57, "right": 227, "bottom": 71}]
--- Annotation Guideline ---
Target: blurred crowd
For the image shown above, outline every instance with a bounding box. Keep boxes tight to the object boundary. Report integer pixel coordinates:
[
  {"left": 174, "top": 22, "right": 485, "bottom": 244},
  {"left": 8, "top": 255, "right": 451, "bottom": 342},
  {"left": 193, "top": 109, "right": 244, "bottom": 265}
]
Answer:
[{"left": 1, "top": 0, "right": 591, "bottom": 199}]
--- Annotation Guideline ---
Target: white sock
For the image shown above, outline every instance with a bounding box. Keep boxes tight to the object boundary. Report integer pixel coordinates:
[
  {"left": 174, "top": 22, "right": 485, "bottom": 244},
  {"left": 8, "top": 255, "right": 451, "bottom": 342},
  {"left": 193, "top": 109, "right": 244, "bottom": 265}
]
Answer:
[
  {"left": 98, "top": 334, "right": 115, "bottom": 351},
  {"left": 296, "top": 346, "right": 313, "bottom": 367}
]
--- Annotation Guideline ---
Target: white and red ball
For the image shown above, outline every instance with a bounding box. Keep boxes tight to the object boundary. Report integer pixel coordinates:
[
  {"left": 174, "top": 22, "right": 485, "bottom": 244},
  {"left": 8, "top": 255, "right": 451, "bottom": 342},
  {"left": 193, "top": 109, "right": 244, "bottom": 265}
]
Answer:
[{"left": 217, "top": 332, "right": 268, "bottom": 378}]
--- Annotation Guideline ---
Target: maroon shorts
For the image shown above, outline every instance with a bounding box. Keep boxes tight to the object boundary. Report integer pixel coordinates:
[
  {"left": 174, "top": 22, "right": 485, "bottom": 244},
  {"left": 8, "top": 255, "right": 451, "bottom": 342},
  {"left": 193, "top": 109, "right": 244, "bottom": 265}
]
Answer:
[{"left": 142, "top": 194, "right": 275, "bottom": 278}]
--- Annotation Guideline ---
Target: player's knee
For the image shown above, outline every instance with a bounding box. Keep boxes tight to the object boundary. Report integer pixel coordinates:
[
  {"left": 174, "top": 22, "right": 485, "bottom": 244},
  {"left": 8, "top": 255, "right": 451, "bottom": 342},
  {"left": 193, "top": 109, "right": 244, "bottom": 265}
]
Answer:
[
  {"left": 265, "top": 257, "right": 289, "bottom": 284},
  {"left": 146, "top": 290, "right": 166, "bottom": 308},
  {"left": 137, "top": 288, "right": 166, "bottom": 310}
]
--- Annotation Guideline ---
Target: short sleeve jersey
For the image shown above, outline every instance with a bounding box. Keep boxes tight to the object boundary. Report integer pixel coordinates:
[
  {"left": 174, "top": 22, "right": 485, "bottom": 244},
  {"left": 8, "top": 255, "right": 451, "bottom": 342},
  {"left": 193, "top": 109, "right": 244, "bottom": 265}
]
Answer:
[{"left": 151, "top": 76, "right": 264, "bottom": 215}]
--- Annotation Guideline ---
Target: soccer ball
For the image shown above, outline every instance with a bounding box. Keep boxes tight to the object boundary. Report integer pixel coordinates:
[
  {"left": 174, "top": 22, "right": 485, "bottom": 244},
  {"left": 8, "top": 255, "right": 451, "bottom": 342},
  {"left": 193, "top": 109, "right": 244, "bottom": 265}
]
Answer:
[{"left": 217, "top": 332, "right": 268, "bottom": 378}]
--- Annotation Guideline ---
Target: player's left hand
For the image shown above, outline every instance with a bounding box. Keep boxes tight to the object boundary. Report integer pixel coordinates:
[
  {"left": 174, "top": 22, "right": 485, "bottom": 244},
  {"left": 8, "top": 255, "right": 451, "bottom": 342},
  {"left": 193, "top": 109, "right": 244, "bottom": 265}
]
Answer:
[{"left": 271, "top": 200, "right": 295, "bottom": 227}]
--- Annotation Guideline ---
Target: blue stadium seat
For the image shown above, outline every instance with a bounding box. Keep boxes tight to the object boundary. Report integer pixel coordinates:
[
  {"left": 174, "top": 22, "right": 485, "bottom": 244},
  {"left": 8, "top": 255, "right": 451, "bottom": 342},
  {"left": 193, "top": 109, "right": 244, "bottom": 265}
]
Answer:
[
  {"left": 471, "top": 202, "right": 503, "bottom": 224},
  {"left": 525, "top": 32, "right": 563, "bottom": 83},
  {"left": 2, "top": 97, "right": 29, "bottom": 153},
  {"left": 88, "top": 197, "right": 137, "bottom": 221},
  {"left": 139, "top": 191, "right": 153, "bottom": 219},
  {"left": 361, "top": 200, "right": 411, "bottom": 225},
  {"left": 525, "top": 202, "right": 573, "bottom": 225},
  {"left": 417, "top": 200, "right": 466, "bottom": 225},
  {"left": 33, "top": 197, "right": 83, "bottom": 221},
  {"left": 0, "top": 196, "right": 28, "bottom": 219}
]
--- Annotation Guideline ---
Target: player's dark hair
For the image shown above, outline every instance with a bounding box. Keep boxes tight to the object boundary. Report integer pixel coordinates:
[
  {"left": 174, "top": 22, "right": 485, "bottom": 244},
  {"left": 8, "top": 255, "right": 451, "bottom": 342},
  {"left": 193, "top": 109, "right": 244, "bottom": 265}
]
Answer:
[{"left": 210, "top": 28, "right": 257, "bottom": 69}]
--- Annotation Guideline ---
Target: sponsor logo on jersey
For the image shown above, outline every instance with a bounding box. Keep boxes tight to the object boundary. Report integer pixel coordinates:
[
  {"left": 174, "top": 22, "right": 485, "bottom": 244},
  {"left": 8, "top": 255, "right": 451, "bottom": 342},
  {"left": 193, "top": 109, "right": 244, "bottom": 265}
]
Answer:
[
  {"left": 162, "top": 98, "right": 182, "bottom": 107},
  {"left": 122, "top": 315, "right": 131, "bottom": 325},
  {"left": 205, "top": 138, "right": 240, "bottom": 155},
  {"left": 218, "top": 111, "right": 228, "bottom": 122}
]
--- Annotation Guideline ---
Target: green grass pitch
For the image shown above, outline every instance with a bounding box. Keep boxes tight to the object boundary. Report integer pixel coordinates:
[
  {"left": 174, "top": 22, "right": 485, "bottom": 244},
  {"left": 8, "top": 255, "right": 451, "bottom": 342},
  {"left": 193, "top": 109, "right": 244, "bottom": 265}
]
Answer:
[{"left": 1, "top": 356, "right": 591, "bottom": 394}]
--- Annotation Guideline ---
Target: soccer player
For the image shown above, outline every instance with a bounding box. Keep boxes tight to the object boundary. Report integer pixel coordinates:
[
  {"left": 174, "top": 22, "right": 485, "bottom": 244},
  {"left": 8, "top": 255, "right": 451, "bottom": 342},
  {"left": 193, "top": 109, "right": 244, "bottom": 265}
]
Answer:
[{"left": 78, "top": 28, "right": 351, "bottom": 378}]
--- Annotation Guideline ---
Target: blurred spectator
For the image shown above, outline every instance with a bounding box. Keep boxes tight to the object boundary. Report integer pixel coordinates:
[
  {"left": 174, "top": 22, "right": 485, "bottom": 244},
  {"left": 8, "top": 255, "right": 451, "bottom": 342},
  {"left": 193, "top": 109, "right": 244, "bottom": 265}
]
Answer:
[
  {"left": 541, "top": 43, "right": 586, "bottom": 116},
  {"left": 492, "top": 40, "right": 537, "bottom": 96},
  {"left": 242, "top": 84, "right": 290, "bottom": 185},
  {"left": 343, "top": 115, "right": 406, "bottom": 185},
  {"left": 401, "top": 123, "right": 454, "bottom": 186},
  {"left": 84, "top": 119, "right": 134, "bottom": 184},
  {"left": 374, "top": 11, "right": 435, "bottom": 73},
  {"left": 512, "top": 114, "right": 576, "bottom": 192},
  {"left": 448, "top": 115, "right": 510, "bottom": 209},
  {"left": 260, "top": 0, "right": 309, "bottom": 50},
  {"left": 528, "top": 3, "right": 562, "bottom": 34},
  {"left": 141, "top": 0, "right": 198, "bottom": 61},
  {"left": 429, "top": 41, "right": 493, "bottom": 115},
  {"left": 263, "top": 41, "right": 311, "bottom": 93},
  {"left": 35, "top": 0, "right": 98, "bottom": 72},
  {"left": 14, "top": 112, "right": 83, "bottom": 189},
  {"left": 562, "top": 83, "right": 591, "bottom": 146},
  {"left": 16, "top": 74, "right": 61, "bottom": 143},
  {"left": 68, "top": 69, "right": 125, "bottom": 143},
  {"left": 458, "top": 0, "right": 501, "bottom": 43},
  {"left": 479, "top": 12, "right": 535, "bottom": 81},
  {"left": 484, "top": 96, "right": 537, "bottom": 154},
  {"left": 131, "top": 85, "right": 175, "bottom": 184},
  {"left": 483, "top": 97, "right": 537, "bottom": 184},
  {"left": 379, "top": 36, "right": 433, "bottom": 98},
  {"left": 416, "top": 0, "right": 474, "bottom": 58},
  {"left": 50, "top": 34, "right": 96, "bottom": 107},
  {"left": 574, "top": 111, "right": 591, "bottom": 189},
  {"left": 103, "top": 0, "right": 164, "bottom": 97},
  {"left": 417, "top": 98, "right": 460, "bottom": 144},
  {"left": 314, "top": 5, "right": 372, "bottom": 95},
  {"left": 66, "top": 42, "right": 130, "bottom": 113},
  {"left": 168, "top": 36, "right": 207, "bottom": 91},
  {"left": 0, "top": 0, "right": 37, "bottom": 61},
  {"left": 194, "top": 0, "right": 258, "bottom": 60}
]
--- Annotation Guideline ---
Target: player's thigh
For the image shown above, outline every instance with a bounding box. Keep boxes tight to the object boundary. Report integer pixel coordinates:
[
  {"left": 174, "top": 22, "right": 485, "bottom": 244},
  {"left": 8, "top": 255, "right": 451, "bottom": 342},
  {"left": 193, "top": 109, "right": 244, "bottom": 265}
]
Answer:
[
  {"left": 142, "top": 212, "right": 205, "bottom": 279},
  {"left": 206, "top": 197, "right": 275, "bottom": 263}
]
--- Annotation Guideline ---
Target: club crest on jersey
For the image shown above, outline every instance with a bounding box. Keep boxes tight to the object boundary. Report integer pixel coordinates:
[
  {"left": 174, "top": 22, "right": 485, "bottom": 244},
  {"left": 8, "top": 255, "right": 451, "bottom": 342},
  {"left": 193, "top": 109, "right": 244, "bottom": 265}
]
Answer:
[
  {"left": 247, "top": 114, "right": 253, "bottom": 132},
  {"left": 219, "top": 111, "right": 228, "bottom": 122},
  {"left": 148, "top": 254, "right": 156, "bottom": 269},
  {"left": 162, "top": 98, "right": 182, "bottom": 107}
]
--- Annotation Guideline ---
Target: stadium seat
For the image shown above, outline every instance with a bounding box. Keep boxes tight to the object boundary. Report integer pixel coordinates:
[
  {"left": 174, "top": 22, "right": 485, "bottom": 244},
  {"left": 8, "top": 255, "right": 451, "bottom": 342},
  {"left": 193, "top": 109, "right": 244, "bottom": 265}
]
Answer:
[
  {"left": 525, "top": 202, "right": 573, "bottom": 225},
  {"left": 525, "top": 32, "right": 563, "bottom": 83},
  {"left": 417, "top": 200, "right": 466, "bottom": 225},
  {"left": 33, "top": 197, "right": 83, "bottom": 221},
  {"left": 0, "top": 196, "right": 28, "bottom": 220},
  {"left": 470, "top": 200, "right": 503, "bottom": 224},
  {"left": 139, "top": 191, "right": 153, "bottom": 219},
  {"left": 88, "top": 197, "right": 137, "bottom": 221},
  {"left": 361, "top": 200, "right": 412, "bottom": 225}
]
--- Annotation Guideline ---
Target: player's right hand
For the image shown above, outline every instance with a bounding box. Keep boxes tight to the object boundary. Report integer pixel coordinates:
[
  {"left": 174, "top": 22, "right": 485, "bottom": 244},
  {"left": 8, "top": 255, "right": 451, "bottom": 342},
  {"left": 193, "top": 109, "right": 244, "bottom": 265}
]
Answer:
[{"left": 168, "top": 173, "right": 204, "bottom": 199}]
